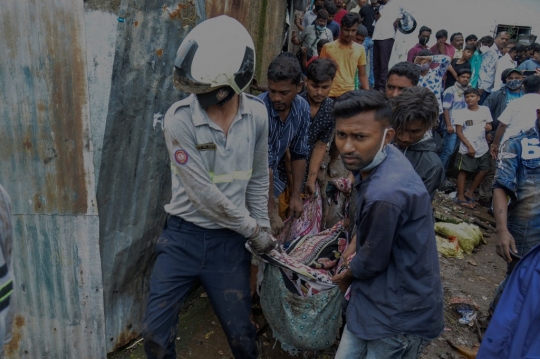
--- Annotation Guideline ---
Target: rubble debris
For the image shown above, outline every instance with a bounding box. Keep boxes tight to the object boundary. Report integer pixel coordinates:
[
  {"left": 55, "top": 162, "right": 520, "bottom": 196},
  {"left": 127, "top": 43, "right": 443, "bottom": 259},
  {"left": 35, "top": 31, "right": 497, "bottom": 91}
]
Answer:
[
  {"left": 435, "top": 222, "right": 484, "bottom": 254},
  {"left": 436, "top": 235, "right": 464, "bottom": 259}
]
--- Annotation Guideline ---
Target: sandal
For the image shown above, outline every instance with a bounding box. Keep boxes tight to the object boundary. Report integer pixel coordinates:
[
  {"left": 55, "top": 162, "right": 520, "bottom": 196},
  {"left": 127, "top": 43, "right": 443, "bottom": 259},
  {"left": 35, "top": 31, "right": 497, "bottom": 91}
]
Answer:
[
  {"left": 453, "top": 198, "right": 474, "bottom": 209},
  {"left": 465, "top": 196, "right": 478, "bottom": 208}
]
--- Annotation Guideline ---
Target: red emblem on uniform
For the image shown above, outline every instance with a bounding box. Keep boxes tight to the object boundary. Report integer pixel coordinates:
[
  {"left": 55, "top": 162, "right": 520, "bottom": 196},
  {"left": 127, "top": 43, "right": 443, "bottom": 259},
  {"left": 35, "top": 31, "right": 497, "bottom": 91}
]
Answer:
[{"left": 174, "top": 149, "right": 188, "bottom": 165}]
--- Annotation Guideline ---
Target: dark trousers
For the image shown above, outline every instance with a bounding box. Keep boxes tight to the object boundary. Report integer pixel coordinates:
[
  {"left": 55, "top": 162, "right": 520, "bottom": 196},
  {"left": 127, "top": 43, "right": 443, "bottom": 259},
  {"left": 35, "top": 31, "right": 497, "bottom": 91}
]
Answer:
[
  {"left": 143, "top": 216, "right": 258, "bottom": 359},
  {"left": 373, "top": 38, "right": 395, "bottom": 91},
  {"left": 479, "top": 90, "right": 490, "bottom": 105}
]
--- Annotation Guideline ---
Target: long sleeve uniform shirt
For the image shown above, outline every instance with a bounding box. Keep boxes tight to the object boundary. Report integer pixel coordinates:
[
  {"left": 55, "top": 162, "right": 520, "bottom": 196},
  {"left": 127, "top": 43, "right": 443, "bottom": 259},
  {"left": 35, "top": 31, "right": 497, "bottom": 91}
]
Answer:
[
  {"left": 163, "top": 93, "right": 270, "bottom": 237},
  {"left": 259, "top": 92, "right": 310, "bottom": 197},
  {"left": 478, "top": 44, "right": 502, "bottom": 93}
]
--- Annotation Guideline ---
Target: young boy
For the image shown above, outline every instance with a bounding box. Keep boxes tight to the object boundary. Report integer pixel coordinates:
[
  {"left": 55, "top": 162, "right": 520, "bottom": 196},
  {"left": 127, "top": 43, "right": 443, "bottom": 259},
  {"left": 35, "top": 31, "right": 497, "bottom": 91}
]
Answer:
[
  {"left": 440, "top": 68, "right": 472, "bottom": 171},
  {"left": 453, "top": 88, "right": 493, "bottom": 208}
]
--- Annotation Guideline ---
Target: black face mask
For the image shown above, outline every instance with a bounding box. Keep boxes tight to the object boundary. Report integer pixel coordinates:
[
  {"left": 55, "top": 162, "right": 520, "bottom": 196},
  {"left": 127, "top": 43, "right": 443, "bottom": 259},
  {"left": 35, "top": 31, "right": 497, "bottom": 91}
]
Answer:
[
  {"left": 419, "top": 36, "right": 429, "bottom": 46},
  {"left": 314, "top": 4, "right": 323, "bottom": 11}
]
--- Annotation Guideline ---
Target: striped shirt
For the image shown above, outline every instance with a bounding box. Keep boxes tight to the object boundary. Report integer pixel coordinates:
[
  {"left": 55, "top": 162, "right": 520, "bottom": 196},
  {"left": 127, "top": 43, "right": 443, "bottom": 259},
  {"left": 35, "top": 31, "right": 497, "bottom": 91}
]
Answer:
[
  {"left": 163, "top": 93, "right": 270, "bottom": 236},
  {"left": 258, "top": 92, "right": 310, "bottom": 197}
]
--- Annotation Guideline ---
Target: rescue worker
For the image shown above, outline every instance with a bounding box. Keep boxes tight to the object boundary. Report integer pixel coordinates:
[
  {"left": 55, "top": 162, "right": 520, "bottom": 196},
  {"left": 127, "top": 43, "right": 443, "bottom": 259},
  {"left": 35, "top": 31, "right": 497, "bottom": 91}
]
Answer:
[{"left": 142, "top": 16, "right": 275, "bottom": 359}]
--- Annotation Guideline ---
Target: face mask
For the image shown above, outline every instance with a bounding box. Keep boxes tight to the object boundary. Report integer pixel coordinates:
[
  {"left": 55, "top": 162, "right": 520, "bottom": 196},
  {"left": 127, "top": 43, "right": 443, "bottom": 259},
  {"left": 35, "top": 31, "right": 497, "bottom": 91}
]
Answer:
[
  {"left": 419, "top": 36, "right": 429, "bottom": 46},
  {"left": 361, "top": 129, "right": 389, "bottom": 172},
  {"left": 417, "top": 63, "right": 430, "bottom": 72},
  {"left": 314, "top": 4, "right": 323, "bottom": 10},
  {"left": 506, "top": 79, "right": 522, "bottom": 91},
  {"left": 316, "top": 25, "right": 326, "bottom": 31},
  {"left": 479, "top": 45, "right": 490, "bottom": 53}
]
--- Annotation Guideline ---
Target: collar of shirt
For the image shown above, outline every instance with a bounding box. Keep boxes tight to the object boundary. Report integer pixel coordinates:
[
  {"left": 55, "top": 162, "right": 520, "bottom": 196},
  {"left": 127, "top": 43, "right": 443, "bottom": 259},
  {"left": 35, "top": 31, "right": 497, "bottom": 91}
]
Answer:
[
  {"left": 190, "top": 93, "right": 250, "bottom": 129},
  {"left": 299, "top": 92, "right": 332, "bottom": 120},
  {"left": 260, "top": 92, "right": 303, "bottom": 123}
]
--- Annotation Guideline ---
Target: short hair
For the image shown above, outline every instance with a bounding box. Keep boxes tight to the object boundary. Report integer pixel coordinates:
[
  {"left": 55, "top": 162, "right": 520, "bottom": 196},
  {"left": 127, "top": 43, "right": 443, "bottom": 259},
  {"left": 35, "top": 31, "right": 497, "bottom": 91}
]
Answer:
[
  {"left": 387, "top": 62, "right": 421, "bottom": 86},
  {"left": 464, "top": 88, "right": 480, "bottom": 96},
  {"left": 479, "top": 36, "right": 494, "bottom": 47},
  {"left": 495, "top": 31, "right": 509, "bottom": 39},
  {"left": 341, "top": 12, "right": 360, "bottom": 28},
  {"left": 450, "top": 32, "right": 463, "bottom": 42},
  {"left": 523, "top": 75, "right": 540, "bottom": 94},
  {"left": 457, "top": 68, "right": 472, "bottom": 77},
  {"left": 465, "top": 34, "right": 478, "bottom": 43},
  {"left": 464, "top": 43, "right": 476, "bottom": 52},
  {"left": 390, "top": 87, "right": 439, "bottom": 132},
  {"left": 333, "top": 90, "right": 391, "bottom": 126},
  {"left": 417, "top": 49, "right": 433, "bottom": 57},
  {"left": 317, "top": 39, "right": 330, "bottom": 51},
  {"left": 267, "top": 54, "right": 303, "bottom": 85},
  {"left": 435, "top": 29, "right": 448, "bottom": 40},
  {"left": 324, "top": 1, "right": 337, "bottom": 15},
  {"left": 356, "top": 24, "right": 368, "bottom": 37},
  {"left": 513, "top": 43, "right": 526, "bottom": 53},
  {"left": 418, "top": 26, "right": 431, "bottom": 35},
  {"left": 316, "top": 9, "right": 329, "bottom": 21},
  {"left": 529, "top": 43, "right": 540, "bottom": 54},
  {"left": 307, "top": 58, "right": 338, "bottom": 83}
]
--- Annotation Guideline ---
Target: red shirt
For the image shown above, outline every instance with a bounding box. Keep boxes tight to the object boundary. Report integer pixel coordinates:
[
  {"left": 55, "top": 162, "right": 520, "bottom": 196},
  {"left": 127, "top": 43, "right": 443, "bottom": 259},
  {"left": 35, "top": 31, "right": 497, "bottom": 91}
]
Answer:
[
  {"left": 429, "top": 43, "right": 455, "bottom": 69},
  {"left": 334, "top": 9, "right": 348, "bottom": 26}
]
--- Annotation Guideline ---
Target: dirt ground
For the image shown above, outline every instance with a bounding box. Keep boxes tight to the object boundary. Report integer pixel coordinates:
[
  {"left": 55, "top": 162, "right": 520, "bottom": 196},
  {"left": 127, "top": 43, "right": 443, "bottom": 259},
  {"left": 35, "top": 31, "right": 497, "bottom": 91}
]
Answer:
[{"left": 109, "top": 193, "right": 506, "bottom": 359}]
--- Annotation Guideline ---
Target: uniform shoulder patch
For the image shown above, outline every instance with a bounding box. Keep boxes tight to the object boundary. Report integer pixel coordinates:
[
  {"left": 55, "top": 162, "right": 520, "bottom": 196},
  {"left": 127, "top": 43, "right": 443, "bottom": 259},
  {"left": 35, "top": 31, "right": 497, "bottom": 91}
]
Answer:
[{"left": 174, "top": 149, "right": 189, "bottom": 165}]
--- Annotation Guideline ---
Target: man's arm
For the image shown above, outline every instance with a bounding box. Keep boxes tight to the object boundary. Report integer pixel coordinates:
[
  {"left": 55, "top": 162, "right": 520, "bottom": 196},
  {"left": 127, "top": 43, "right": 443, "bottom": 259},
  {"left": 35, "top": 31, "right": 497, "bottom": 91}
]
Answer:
[
  {"left": 305, "top": 141, "right": 327, "bottom": 197},
  {"left": 442, "top": 90, "right": 455, "bottom": 134},
  {"left": 432, "top": 55, "right": 451, "bottom": 76},
  {"left": 164, "top": 116, "right": 257, "bottom": 238},
  {"left": 491, "top": 123, "right": 508, "bottom": 158},
  {"left": 245, "top": 114, "right": 270, "bottom": 229},
  {"left": 348, "top": 200, "right": 401, "bottom": 280},
  {"left": 492, "top": 137, "right": 520, "bottom": 262},
  {"left": 288, "top": 103, "right": 311, "bottom": 218},
  {"left": 358, "top": 65, "right": 369, "bottom": 90}
]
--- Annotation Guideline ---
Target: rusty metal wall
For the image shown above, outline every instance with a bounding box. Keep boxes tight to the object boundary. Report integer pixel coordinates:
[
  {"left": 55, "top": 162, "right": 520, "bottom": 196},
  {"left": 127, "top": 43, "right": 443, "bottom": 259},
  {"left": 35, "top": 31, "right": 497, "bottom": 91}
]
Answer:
[
  {"left": 98, "top": 0, "right": 287, "bottom": 352},
  {"left": 0, "top": 0, "right": 106, "bottom": 357},
  {"left": 0, "top": 0, "right": 287, "bottom": 355}
]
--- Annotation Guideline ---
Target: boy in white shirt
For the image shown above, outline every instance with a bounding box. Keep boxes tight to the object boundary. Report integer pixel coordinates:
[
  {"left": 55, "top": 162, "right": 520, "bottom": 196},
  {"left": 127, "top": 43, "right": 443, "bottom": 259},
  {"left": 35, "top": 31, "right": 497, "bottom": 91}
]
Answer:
[{"left": 454, "top": 88, "right": 493, "bottom": 208}]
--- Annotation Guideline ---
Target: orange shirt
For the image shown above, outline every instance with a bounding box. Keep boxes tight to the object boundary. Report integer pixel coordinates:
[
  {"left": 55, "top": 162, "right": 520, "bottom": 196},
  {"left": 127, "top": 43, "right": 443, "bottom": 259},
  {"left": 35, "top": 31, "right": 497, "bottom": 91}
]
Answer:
[{"left": 319, "top": 40, "right": 367, "bottom": 97}]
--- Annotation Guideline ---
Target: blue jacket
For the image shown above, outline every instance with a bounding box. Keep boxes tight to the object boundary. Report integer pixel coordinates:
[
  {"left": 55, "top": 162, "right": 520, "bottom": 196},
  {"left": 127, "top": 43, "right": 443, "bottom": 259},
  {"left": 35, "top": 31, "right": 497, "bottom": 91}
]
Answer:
[
  {"left": 477, "top": 243, "right": 540, "bottom": 358},
  {"left": 347, "top": 145, "right": 444, "bottom": 341}
]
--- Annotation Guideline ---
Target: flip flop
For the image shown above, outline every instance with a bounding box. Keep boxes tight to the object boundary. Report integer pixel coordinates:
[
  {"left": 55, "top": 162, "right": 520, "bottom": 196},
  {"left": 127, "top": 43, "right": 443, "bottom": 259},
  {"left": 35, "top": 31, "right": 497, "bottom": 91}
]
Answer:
[
  {"left": 465, "top": 196, "right": 478, "bottom": 208},
  {"left": 453, "top": 198, "right": 474, "bottom": 209}
]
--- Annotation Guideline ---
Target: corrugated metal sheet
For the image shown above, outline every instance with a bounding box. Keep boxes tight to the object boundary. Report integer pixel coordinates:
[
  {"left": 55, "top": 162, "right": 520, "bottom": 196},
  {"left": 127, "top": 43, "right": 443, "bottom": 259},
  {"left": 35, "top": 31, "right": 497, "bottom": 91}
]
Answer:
[
  {"left": 0, "top": 0, "right": 105, "bottom": 357},
  {"left": 1, "top": 0, "right": 287, "bottom": 355}
]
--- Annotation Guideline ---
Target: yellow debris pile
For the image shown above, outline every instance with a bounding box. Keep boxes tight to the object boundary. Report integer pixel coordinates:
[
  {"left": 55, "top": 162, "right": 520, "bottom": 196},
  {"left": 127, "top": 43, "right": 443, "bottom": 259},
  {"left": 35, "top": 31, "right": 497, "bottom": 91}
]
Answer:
[{"left": 435, "top": 222, "right": 486, "bottom": 255}]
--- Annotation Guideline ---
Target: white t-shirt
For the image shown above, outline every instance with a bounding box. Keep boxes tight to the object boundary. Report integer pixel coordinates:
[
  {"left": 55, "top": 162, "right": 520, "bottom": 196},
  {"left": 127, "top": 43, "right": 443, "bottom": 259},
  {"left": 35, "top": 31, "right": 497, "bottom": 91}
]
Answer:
[
  {"left": 498, "top": 93, "right": 540, "bottom": 144},
  {"left": 454, "top": 106, "right": 493, "bottom": 157},
  {"left": 372, "top": 0, "right": 402, "bottom": 41}
]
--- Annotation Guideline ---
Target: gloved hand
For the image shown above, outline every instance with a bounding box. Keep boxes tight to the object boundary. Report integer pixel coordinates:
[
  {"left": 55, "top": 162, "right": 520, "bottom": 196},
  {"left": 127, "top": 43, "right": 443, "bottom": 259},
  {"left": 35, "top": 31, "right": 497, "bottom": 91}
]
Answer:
[{"left": 248, "top": 226, "right": 277, "bottom": 255}]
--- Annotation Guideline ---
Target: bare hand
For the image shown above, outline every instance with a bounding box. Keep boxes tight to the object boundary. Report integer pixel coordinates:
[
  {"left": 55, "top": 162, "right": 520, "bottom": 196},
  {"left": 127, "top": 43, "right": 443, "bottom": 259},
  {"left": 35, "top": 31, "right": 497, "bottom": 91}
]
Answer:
[
  {"left": 490, "top": 143, "right": 499, "bottom": 160},
  {"left": 332, "top": 270, "right": 353, "bottom": 293},
  {"left": 485, "top": 123, "right": 493, "bottom": 131},
  {"left": 467, "top": 146, "right": 476, "bottom": 157},
  {"left": 289, "top": 195, "right": 304, "bottom": 219},
  {"left": 486, "top": 132, "right": 494, "bottom": 143},
  {"left": 414, "top": 56, "right": 431, "bottom": 64},
  {"left": 304, "top": 180, "right": 316, "bottom": 198},
  {"left": 446, "top": 125, "right": 455, "bottom": 135},
  {"left": 300, "top": 46, "right": 307, "bottom": 54},
  {"left": 268, "top": 203, "right": 284, "bottom": 236},
  {"left": 374, "top": 13, "right": 381, "bottom": 20},
  {"left": 496, "top": 229, "right": 517, "bottom": 263}
]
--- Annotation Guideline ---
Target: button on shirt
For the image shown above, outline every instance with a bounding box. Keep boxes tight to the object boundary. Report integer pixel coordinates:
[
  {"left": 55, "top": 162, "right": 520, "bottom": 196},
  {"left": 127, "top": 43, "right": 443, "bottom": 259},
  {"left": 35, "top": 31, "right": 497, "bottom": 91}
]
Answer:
[
  {"left": 259, "top": 92, "right": 310, "bottom": 197},
  {"left": 498, "top": 93, "right": 540, "bottom": 144},
  {"left": 478, "top": 44, "right": 502, "bottom": 93},
  {"left": 493, "top": 124, "right": 540, "bottom": 253},
  {"left": 418, "top": 55, "right": 451, "bottom": 114},
  {"left": 372, "top": 0, "right": 401, "bottom": 41},
  {"left": 163, "top": 93, "right": 270, "bottom": 237}
]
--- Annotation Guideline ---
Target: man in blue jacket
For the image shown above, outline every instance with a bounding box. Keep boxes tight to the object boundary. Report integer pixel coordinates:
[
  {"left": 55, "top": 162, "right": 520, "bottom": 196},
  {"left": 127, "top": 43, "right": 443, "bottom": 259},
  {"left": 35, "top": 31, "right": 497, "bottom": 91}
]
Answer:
[{"left": 332, "top": 90, "right": 444, "bottom": 358}]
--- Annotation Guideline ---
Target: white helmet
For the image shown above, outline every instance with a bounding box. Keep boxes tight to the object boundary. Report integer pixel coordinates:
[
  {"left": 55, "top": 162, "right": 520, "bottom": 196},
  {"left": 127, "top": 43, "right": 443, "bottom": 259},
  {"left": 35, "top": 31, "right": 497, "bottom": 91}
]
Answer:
[{"left": 173, "top": 15, "right": 256, "bottom": 107}]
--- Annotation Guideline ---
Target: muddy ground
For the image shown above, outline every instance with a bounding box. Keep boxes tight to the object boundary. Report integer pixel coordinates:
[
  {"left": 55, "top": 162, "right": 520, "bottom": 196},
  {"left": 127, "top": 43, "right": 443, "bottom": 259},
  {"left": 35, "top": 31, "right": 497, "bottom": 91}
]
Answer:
[{"left": 109, "top": 194, "right": 506, "bottom": 359}]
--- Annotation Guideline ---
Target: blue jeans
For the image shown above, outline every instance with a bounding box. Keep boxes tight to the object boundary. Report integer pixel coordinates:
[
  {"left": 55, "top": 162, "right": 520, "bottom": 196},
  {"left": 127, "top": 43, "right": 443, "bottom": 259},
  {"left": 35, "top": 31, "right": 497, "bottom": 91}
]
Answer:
[
  {"left": 335, "top": 324, "right": 429, "bottom": 359},
  {"left": 439, "top": 127, "right": 458, "bottom": 172},
  {"left": 364, "top": 36, "right": 375, "bottom": 88},
  {"left": 143, "top": 216, "right": 258, "bottom": 359}
]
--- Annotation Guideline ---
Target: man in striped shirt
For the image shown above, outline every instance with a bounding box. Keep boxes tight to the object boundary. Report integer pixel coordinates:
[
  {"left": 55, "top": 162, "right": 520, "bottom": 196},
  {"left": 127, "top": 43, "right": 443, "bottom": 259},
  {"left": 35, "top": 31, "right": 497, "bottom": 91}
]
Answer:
[{"left": 258, "top": 54, "right": 310, "bottom": 233}]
